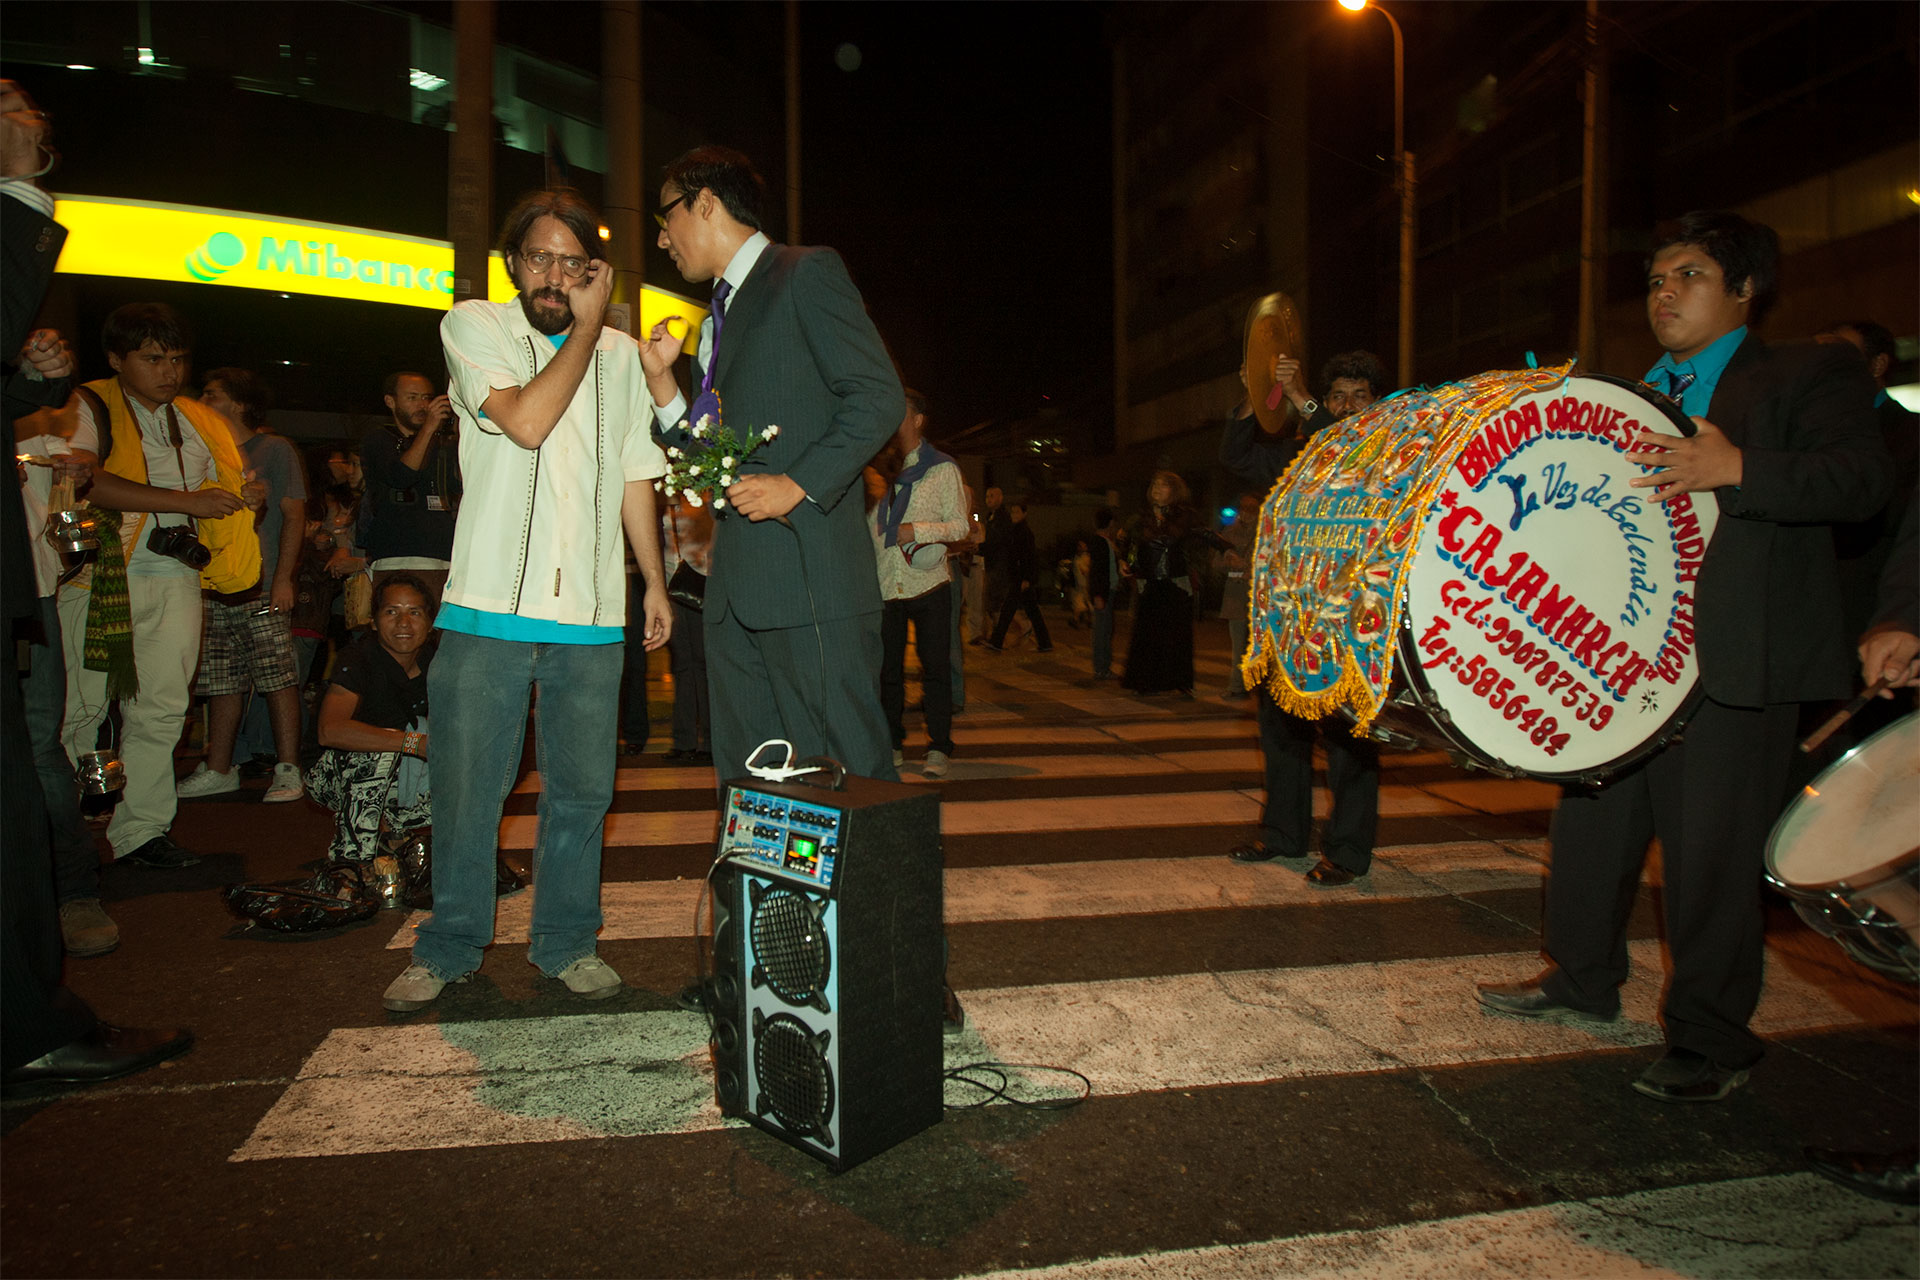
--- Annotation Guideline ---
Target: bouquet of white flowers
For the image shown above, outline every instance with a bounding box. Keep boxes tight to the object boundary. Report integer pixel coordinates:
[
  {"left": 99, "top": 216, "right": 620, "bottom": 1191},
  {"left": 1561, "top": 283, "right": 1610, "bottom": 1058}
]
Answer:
[{"left": 657, "top": 397, "right": 780, "bottom": 511}]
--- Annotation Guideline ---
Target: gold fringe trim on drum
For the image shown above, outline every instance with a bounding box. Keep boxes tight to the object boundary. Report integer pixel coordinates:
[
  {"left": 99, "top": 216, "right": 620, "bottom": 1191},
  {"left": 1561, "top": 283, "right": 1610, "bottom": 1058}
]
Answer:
[{"left": 1243, "top": 361, "right": 1577, "bottom": 734}]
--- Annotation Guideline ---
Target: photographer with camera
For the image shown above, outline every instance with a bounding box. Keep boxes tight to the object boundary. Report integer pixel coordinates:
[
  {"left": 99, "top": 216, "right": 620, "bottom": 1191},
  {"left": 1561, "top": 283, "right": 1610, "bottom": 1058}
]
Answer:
[
  {"left": 58, "top": 303, "right": 264, "bottom": 870},
  {"left": 359, "top": 370, "right": 460, "bottom": 605}
]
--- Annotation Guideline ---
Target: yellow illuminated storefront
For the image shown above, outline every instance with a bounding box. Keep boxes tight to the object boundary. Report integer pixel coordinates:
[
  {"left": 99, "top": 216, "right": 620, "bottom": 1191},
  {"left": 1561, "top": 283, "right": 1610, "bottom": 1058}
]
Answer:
[{"left": 51, "top": 194, "right": 704, "bottom": 349}]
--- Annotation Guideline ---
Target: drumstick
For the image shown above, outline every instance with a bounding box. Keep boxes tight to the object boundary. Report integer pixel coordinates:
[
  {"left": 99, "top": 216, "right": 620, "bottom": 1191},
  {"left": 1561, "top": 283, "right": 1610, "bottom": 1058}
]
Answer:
[{"left": 1800, "top": 676, "right": 1892, "bottom": 753}]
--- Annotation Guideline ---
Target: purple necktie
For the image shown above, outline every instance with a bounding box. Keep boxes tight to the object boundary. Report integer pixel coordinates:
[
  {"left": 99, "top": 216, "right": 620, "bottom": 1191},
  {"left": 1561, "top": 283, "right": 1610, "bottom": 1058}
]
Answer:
[{"left": 700, "top": 279, "right": 732, "bottom": 395}]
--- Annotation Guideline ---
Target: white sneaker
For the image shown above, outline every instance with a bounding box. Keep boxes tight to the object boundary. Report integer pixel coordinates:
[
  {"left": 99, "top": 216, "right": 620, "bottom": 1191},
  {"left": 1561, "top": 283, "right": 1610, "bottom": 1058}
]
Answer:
[
  {"left": 555, "top": 955, "right": 623, "bottom": 999},
  {"left": 923, "top": 749, "right": 951, "bottom": 779},
  {"left": 176, "top": 763, "right": 239, "bottom": 798},
  {"left": 263, "top": 762, "right": 304, "bottom": 804}
]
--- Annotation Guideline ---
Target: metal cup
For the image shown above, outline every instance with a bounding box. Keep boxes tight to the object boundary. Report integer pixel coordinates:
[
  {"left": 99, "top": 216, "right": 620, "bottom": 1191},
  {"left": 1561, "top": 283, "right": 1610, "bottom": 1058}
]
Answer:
[
  {"left": 75, "top": 749, "right": 125, "bottom": 796},
  {"left": 44, "top": 507, "right": 101, "bottom": 554},
  {"left": 369, "top": 854, "right": 405, "bottom": 909}
]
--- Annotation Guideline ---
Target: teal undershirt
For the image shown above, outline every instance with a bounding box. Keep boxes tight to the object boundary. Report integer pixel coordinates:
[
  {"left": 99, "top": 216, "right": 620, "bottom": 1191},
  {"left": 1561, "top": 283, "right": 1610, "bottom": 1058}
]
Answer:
[{"left": 436, "top": 332, "right": 622, "bottom": 646}]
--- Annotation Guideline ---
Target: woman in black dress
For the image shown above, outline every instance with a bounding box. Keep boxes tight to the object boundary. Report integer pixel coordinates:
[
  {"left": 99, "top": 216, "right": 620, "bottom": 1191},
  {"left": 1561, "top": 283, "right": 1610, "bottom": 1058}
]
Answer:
[{"left": 1122, "top": 471, "right": 1226, "bottom": 696}]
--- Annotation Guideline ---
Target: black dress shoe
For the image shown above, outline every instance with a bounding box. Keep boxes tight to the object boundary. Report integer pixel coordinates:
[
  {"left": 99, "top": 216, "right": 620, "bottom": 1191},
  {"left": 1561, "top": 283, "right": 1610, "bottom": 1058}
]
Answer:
[
  {"left": 1475, "top": 980, "right": 1619, "bottom": 1023},
  {"left": 1631, "top": 1047, "right": 1749, "bottom": 1102},
  {"left": 675, "top": 980, "right": 712, "bottom": 1014},
  {"left": 942, "top": 984, "right": 966, "bottom": 1037},
  {"left": 121, "top": 835, "right": 201, "bottom": 869},
  {"left": 1304, "top": 857, "right": 1360, "bottom": 886},
  {"left": 3, "top": 1024, "right": 194, "bottom": 1092},
  {"left": 663, "top": 748, "right": 693, "bottom": 762},
  {"left": 1227, "top": 841, "right": 1299, "bottom": 863},
  {"left": 1804, "top": 1146, "right": 1920, "bottom": 1205}
]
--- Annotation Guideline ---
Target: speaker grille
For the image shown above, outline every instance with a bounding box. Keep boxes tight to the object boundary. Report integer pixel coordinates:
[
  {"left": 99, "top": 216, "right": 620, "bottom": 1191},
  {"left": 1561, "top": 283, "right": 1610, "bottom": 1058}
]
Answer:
[
  {"left": 752, "top": 1012, "right": 835, "bottom": 1144},
  {"left": 751, "top": 886, "right": 831, "bottom": 1010}
]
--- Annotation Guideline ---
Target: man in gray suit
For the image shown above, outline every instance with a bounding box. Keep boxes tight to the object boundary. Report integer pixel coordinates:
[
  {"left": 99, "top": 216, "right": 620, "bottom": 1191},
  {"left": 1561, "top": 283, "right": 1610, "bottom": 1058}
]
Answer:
[{"left": 639, "top": 146, "right": 902, "bottom": 785}]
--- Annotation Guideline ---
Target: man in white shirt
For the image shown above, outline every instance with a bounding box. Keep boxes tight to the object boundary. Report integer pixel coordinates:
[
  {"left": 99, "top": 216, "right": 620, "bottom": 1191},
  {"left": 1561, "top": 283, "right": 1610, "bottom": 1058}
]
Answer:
[
  {"left": 872, "top": 390, "right": 969, "bottom": 777},
  {"left": 383, "top": 188, "right": 671, "bottom": 1013}
]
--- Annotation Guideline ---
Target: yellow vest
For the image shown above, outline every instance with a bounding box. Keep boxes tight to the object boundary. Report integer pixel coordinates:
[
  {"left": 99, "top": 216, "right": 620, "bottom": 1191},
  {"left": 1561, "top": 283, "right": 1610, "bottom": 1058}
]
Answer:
[{"left": 84, "top": 378, "right": 261, "bottom": 595}]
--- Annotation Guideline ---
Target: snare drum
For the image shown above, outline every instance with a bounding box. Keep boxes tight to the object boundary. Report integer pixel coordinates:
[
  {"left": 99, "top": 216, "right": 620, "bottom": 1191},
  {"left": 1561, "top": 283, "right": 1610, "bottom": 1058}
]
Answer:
[
  {"left": 1765, "top": 712, "right": 1919, "bottom": 983},
  {"left": 1248, "top": 369, "right": 1719, "bottom": 783}
]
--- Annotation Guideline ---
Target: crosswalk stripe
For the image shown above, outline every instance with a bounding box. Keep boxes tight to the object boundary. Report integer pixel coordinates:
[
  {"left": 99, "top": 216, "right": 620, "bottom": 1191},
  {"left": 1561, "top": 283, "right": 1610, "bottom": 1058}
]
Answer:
[
  {"left": 231, "top": 939, "right": 1877, "bottom": 1163},
  {"left": 954, "top": 1173, "right": 1917, "bottom": 1280},
  {"left": 516, "top": 748, "right": 1460, "bottom": 792},
  {"left": 496, "top": 781, "right": 1555, "bottom": 849},
  {"left": 385, "top": 839, "right": 1550, "bottom": 947}
]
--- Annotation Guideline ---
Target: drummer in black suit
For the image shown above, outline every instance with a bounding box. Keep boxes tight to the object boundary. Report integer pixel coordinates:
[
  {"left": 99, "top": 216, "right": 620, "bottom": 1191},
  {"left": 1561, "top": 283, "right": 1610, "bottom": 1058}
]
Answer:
[{"left": 1477, "top": 211, "right": 1890, "bottom": 1102}]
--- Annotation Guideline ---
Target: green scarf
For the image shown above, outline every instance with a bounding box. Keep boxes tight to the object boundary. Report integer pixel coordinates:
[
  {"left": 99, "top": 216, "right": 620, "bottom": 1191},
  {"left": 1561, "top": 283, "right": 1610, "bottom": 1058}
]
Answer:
[{"left": 82, "top": 508, "right": 137, "bottom": 700}]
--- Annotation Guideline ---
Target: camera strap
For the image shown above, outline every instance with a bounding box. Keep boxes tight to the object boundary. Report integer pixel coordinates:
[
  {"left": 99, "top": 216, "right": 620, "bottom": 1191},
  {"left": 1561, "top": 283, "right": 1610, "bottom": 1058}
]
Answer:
[{"left": 163, "top": 404, "right": 196, "bottom": 535}]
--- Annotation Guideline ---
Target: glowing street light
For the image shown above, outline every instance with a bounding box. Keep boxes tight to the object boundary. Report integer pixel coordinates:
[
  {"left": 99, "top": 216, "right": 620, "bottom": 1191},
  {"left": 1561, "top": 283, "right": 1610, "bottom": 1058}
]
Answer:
[{"left": 1339, "top": 0, "right": 1416, "bottom": 389}]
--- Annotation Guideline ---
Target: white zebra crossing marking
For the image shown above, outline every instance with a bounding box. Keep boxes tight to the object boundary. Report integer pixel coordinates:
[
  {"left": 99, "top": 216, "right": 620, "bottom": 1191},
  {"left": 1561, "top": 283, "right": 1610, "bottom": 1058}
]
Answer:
[
  {"left": 495, "top": 780, "right": 1553, "bottom": 849},
  {"left": 234, "top": 939, "right": 1879, "bottom": 1162},
  {"left": 386, "top": 839, "right": 1550, "bottom": 948},
  {"left": 956, "top": 1174, "right": 1918, "bottom": 1279}
]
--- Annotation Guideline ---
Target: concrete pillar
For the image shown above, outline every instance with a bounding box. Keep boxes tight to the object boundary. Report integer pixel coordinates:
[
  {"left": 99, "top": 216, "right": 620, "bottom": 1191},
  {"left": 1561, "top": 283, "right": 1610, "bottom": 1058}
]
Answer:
[
  {"left": 448, "top": 0, "right": 494, "bottom": 304},
  {"left": 603, "top": 0, "right": 644, "bottom": 315}
]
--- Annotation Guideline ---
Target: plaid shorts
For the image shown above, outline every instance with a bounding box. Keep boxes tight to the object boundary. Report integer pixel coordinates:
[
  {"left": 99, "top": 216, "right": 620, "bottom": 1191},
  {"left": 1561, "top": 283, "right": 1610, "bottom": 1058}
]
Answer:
[{"left": 194, "top": 597, "right": 300, "bottom": 697}]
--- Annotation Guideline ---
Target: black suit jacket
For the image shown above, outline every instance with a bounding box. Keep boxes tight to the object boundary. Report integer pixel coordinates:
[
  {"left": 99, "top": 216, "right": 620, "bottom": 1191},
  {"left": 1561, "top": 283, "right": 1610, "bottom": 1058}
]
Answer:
[
  {"left": 1693, "top": 336, "right": 1888, "bottom": 707},
  {"left": 1087, "top": 532, "right": 1118, "bottom": 605},
  {"left": 661, "top": 244, "right": 902, "bottom": 630},
  {"left": 2, "top": 195, "right": 67, "bottom": 625},
  {"left": 1218, "top": 403, "right": 1338, "bottom": 491}
]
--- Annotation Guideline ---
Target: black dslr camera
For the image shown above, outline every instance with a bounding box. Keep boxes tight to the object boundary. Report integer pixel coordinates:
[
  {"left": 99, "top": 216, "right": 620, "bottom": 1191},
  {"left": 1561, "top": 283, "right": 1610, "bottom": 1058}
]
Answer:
[{"left": 147, "top": 523, "right": 211, "bottom": 570}]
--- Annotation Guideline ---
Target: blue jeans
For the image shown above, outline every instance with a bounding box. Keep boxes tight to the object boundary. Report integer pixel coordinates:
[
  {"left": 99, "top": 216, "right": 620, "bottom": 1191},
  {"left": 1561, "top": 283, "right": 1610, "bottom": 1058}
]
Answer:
[
  {"left": 410, "top": 631, "right": 623, "bottom": 979},
  {"left": 24, "top": 596, "right": 97, "bottom": 902},
  {"left": 1090, "top": 597, "right": 1115, "bottom": 677}
]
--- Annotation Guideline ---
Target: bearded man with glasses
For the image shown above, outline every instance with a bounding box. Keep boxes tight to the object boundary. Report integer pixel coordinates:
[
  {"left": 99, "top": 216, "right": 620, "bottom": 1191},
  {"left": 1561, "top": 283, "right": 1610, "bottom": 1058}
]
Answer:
[{"left": 382, "top": 188, "right": 672, "bottom": 1014}]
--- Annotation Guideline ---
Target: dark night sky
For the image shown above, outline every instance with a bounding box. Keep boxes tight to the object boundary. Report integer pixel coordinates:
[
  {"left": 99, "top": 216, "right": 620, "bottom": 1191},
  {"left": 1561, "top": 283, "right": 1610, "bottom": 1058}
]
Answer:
[
  {"left": 470, "top": 0, "right": 1113, "bottom": 435},
  {"left": 791, "top": 4, "right": 1112, "bottom": 436}
]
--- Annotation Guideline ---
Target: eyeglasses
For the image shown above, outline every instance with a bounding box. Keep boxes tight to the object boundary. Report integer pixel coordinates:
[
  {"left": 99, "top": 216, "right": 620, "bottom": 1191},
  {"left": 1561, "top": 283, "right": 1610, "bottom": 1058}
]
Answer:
[
  {"left": 653, "top": 193, "right": 688, "bottom": 231},
  {"left": 520, "top": 250, "right": 590, "bottom": 279}
]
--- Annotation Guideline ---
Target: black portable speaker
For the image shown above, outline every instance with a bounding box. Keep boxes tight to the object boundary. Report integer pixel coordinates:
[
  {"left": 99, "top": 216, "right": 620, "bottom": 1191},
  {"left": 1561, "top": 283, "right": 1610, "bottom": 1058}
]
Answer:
[{"left": 707, "top": 771, "right": 944, "bottom": 1171}]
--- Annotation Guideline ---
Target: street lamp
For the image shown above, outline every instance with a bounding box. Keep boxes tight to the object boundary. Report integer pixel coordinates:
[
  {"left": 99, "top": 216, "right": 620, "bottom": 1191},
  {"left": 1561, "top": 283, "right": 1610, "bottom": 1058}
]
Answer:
[{"left": 1339, "top": 0, "right": 1416, "bottom": 389}]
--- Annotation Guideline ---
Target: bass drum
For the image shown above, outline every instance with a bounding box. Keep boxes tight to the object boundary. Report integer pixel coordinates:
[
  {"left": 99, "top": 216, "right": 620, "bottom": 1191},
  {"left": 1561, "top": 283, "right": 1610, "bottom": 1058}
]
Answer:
[
  {"left": 1764, "top": 712, "right": 1919, "bottom": 982},
  {"left": 1370, "top": 373, "right": 1718, "bottom": 783}
]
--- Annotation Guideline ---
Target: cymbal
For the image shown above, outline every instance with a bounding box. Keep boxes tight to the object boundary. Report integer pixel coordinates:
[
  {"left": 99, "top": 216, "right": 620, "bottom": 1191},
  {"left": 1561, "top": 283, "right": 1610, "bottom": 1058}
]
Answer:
[{"left": 1244, "top": 291, "right": 1305, "bottom": 435}]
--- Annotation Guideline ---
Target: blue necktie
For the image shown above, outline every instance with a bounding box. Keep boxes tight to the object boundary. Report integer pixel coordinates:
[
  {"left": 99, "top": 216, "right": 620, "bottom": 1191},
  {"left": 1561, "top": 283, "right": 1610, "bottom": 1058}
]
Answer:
[
  {"left": 1667, "top": 367, "right": 1696, "bottom": 402},
  {"left": 700, "top": 279, "right": 731, "bottom": 395}
]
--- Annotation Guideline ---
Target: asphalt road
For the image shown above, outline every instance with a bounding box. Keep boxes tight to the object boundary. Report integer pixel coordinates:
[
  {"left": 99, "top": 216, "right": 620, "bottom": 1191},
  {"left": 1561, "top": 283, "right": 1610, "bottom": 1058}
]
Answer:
[{"left": 4, "top": 616, "right": 1915, "bottom": 1279}]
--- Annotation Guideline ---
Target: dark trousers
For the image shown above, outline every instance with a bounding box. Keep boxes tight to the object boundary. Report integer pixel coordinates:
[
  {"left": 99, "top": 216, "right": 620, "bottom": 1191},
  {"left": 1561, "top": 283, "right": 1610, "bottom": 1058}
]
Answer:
[
  {"left": 620, "top": 575, "right": 650, "bottom": 749},
  {"left": 705, "top": 604, "right": 895, "bottom": 787},
  {"left": 1090, "top": 596, "right": 1115, "bottom": 677},
  {"left": 1539, "top": 698, "right": 1797, "bottom": 1070},
  {"left": 990, "top": 583, "right": 1052, "bottom": 650},
  {"left": 23, "top": 595, "right": 97, "bottom": 902},
  {"left": 667, "top": 599, "right": 710, "bottom": 753},
  {"left": 882, "top": 586, "right": 954, "bottom": 755},
  {"left": 2, "top": 650, "right": 97, "bottom": 1070},
  {"left": 1255, "top": 690, "right": 1380, "bottom": 871}
]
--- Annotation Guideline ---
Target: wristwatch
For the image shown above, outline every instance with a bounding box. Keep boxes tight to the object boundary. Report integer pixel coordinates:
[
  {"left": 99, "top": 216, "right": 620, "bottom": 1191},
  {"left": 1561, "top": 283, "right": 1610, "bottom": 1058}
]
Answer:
[{"left": 1298, "top": 398, "right": 1320, "bottom": 417}]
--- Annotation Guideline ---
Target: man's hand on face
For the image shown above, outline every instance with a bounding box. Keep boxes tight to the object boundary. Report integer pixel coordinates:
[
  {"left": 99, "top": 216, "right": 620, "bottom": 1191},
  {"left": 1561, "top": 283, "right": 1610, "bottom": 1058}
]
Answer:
[
  {"left": 726, "top": 473, "right": 806, "bottom": 522},
  {"left": 428, "top": 394, "right": 454, "bottom": 433},
  {"left": 0, "top": 81, "right": 54, "bottom": 182},
  {"left": 568, "top": 259, "right": 614, "bottom": 335},
  {"left": 1625, "top": 419, "right": 1743, "bottom": 502}
]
